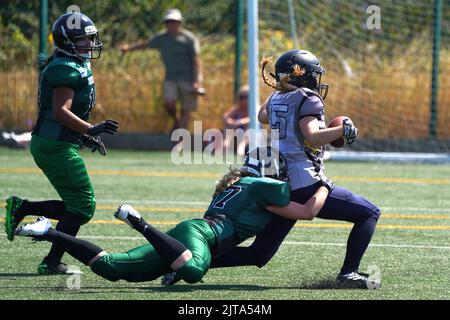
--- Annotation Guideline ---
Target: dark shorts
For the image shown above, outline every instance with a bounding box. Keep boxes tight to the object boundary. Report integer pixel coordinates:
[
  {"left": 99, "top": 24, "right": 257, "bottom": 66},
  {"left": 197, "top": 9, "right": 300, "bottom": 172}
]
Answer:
[{"left": 291, "top": 182, "right": 380, "bottom": 222}]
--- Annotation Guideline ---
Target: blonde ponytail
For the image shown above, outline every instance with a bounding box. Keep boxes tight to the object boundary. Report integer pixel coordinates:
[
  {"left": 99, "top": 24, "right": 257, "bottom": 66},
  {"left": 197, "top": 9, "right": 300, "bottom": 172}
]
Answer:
[
  {"left": 213, "top": 167, "right": 242, "bottom": 198},
  {"left": 261, "top": 57, "right": 306, "bottom": 93}
]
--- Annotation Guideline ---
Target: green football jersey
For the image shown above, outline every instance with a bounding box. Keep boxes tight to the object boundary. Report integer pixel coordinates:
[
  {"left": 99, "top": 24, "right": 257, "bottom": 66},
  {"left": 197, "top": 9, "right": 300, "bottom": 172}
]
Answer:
[
  {"left": 204, "top": 176, "right": 290, "bottom": 251},
  {"left": 33, "top": 55, "right": 96, "bottom": 143}
]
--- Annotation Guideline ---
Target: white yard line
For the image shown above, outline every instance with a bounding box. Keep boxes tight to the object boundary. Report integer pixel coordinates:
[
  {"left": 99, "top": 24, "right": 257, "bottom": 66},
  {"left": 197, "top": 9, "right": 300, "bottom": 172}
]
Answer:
[{"left": 2, "top": 233, "right": 448, "bottom": 250}]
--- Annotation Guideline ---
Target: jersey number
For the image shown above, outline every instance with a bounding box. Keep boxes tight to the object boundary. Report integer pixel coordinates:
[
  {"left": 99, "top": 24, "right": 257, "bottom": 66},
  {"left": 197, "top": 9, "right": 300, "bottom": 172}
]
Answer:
[
  {"left": 270, "top": 104, "right": 288, "bottom": 139},
  {"left": 212, "top": 185, "right": 242, "bottom": 209}
]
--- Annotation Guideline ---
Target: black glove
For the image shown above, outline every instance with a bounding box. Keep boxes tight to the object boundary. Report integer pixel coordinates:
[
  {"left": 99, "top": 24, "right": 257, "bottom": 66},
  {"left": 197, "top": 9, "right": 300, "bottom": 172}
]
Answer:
[
  {"left": 343, "top": 118, "right": 358, "bottom": 145},
  {"left": 319, "top": 176, "right": 334, "bottom": 192},
  {"left": 87, "top": 119, "right": 119, "bottom": 136},
  {"left": 80, "top": 134, "right": 106, "bottom": 156}
]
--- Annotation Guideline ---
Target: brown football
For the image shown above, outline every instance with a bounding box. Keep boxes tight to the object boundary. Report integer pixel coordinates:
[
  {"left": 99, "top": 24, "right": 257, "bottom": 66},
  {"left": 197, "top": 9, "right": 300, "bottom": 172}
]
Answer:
[{"left": 328, "top": 116, "right": 353, "bottom": 148}]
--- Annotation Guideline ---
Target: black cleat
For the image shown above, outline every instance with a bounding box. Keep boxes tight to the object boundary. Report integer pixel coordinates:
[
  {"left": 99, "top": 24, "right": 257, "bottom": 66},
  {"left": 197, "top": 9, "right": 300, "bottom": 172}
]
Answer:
[{"left": 161, "top": 271, "right": 182, "bottom": 286}]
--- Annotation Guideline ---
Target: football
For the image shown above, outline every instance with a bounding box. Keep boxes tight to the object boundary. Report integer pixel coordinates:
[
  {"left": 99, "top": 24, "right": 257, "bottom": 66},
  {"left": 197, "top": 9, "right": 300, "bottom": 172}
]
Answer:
[{"left": 328, "top": 116, "right": 353, "bottom": 148}]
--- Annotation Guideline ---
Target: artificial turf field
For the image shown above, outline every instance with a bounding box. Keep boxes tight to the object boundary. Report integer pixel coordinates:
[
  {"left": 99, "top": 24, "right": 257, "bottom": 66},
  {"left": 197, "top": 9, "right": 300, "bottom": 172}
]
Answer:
[{"left": 0, "top": 146, "right": 450, "bottom": 300}]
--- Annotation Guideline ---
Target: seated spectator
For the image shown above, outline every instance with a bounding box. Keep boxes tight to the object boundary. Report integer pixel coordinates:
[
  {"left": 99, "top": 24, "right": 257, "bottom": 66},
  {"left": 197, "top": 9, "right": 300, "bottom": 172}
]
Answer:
[{"left": 222, "top": 85, "right": 249, "bottom": 155}]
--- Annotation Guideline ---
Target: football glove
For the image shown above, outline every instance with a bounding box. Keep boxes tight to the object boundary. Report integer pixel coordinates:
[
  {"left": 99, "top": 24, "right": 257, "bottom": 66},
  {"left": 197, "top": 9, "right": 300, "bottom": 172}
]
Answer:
[
  {"left": 80, "top": 134, "right": 106, "bottom": 156},
  {"left": 319, "top": 176, "right": 335, "bottom": 192},
  {"left": 343, "top": 119, "right": 358, "bottom": 145},
  {"left": 87, "top": 119, "right": 119, "bottom": 136}
]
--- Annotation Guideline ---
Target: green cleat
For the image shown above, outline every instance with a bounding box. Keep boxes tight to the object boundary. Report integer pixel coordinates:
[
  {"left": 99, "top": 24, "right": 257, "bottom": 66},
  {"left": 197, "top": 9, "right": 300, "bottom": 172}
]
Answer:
[
  {"left": 37, "top": 259, "right": 83, "bottom": 275},
  {"left": 4, "top": 196, "right": 24, "bottom": 241}
]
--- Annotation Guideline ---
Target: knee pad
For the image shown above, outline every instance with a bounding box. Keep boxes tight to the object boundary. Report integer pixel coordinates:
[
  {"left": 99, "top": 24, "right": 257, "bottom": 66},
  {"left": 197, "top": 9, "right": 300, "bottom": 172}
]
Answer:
[
  {"left": 355, "top": 195, "right": 381, "bottom": 221},
  {"left": 90, "top": 258, "right": 120, "bottom": 282},
  {"left": 80, "top": 197, "right": 96, "bottom": 225},
  {"left": 371, "top": 205, "right": 381, "bottom": 220},
  {"left": 177, "top": 260, "right": 206, "bottom": 284},
  {"left": 362, "top": 199, "right": 381, "bottom": 221}
]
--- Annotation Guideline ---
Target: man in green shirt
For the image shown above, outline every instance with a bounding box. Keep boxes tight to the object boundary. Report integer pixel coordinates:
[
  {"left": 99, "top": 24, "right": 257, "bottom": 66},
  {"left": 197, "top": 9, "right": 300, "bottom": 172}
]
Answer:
[{"left": 120, "top": 8, "right": 204, "bottom": 131}]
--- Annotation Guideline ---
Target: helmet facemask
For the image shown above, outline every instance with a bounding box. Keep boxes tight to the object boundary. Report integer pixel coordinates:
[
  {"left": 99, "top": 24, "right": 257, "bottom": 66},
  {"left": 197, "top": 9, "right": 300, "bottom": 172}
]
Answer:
[
  {"left": 240, "top": 146, "right": 289, "bottom": 182},
  {"left": 289, "top": 68, "right": 329, "bottom": 100},
  {"left": 315, "top": 72, "right": 329, "bottom": 100},
  {"left": 72, "top": 33, "right": 102, "bottom": 59},
  {"left": 63, "top": 30, "right": 102, "bottom": 60}
]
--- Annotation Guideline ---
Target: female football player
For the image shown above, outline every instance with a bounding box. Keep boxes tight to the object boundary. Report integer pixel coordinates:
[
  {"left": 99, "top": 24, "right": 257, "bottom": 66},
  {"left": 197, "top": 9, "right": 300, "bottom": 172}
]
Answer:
[
  {"left": 208, "top": 50, "right": 381, "bottom": 289},
  {"left": 4, "top": 12, "right": 119, "bottom": 275},
  {"left": 13, "top": 147, "right": 332, "bottom": 285}
]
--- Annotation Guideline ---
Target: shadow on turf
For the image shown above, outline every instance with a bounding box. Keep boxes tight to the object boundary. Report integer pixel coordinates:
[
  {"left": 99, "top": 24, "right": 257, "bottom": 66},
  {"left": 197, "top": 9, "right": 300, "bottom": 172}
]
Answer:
[
  {"left": 0, "top": 273, "right": 40, "bottom": 278},
  {"left": 0, "top": 276, "right": 357, "bottom": 292},
  {"left": 295, "top": 278, "right": 345, "bottom": 290},
  {"left": 138, "top": 278, "right": 348, "bottom": 292}
]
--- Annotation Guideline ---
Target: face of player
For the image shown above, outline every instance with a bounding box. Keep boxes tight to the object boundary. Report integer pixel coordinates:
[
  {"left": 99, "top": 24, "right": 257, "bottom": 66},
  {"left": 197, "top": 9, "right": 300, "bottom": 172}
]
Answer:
[
  {"left": 74, "top": 35, "right": 95, "bottom": 58},
  {"left": 165, "top": 20, "right": 182, "bottom": 34}
]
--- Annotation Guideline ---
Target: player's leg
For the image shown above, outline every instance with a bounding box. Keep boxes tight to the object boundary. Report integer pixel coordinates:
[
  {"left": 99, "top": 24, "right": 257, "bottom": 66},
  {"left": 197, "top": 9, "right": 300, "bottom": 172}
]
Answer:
[
  {"left": 30, "top": 136, "right": 96, "bottom": 274},
  {"left": 91, "top": 244, "right": 169, "bottom": 282},
  {"left": 4, "top": 136, "right": 68, "bottom": 240},
  {"left": 4, "top": 196, "right": 65, "bottom": 241},
  {"left": 211, "top": 215, "right": 296, "bottom": 269},
  {"left": 39, "top": 211, "right": 87, "bottom": 274},
  {"left": 115, "top": 205, "right": 193, "bottom": 270},
  {"left": 163, "top": 80, "right": 179, "bottom": 131},
  {"left": 15, "top": 217, "right": 105, "bottom": 271},
  {"left": 116, "top": 205, "right": 214, "bottom": 283},
  {"left": 313, "top": 185, "right": 381, "bottom": 288},
  {"left": 315, "top": 186, "right": 380, "bottom": 273},
  {"left": 15, "top": 217, "right": 169, "bottom": 282},
  {"left": 7, "top": 198, "right": 65, "bottom": 220},
  {"left": 165, "top": 219, "right": 215, "bottom": 284}
]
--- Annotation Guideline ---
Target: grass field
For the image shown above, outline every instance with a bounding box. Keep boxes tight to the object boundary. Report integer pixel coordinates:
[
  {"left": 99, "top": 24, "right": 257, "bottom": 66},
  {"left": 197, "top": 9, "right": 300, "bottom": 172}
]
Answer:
[{"left": 1, "top": 146, "right": 450, "bottom": 300}]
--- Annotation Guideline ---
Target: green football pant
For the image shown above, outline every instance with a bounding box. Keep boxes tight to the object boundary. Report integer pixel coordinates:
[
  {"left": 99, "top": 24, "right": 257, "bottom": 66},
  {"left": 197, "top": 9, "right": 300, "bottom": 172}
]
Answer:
[
  {"left": 90, "top": 219, "right": 217, "bottom": 283},
  {"left": 30, "top": 135, "right": 95, "bottom": 224}
]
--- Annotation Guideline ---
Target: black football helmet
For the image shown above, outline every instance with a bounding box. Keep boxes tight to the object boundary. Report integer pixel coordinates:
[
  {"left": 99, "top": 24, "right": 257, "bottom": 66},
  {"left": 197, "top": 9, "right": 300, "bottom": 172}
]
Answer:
[
  {"left": 240, "top": 146, "right": 288, "bottom": 182},
  {"left": 274, "top": 49, "right": 329, "bottom": 99},
  {"left": 52, "top": 12, "right": 102, "bottom": 60}
]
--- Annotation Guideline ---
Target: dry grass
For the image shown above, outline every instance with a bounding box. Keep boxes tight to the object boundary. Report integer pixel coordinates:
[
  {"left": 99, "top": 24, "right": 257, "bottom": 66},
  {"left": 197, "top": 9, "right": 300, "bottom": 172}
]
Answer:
[{"left": 1, "top": 43, "right": 449, "bottom": 140}]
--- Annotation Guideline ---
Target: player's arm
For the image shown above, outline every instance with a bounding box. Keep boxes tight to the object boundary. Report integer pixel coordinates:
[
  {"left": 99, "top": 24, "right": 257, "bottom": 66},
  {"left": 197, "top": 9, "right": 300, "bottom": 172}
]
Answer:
[
  {"left": 119, "top": 41, "right": 149, "bottom": 54},
  {"left": 53, "top": 87, "right": 119, "bottom": 136},
  {"left": 224, "top": 108, "right": 248, "bottom": 128},
  {"left": 192, "top": 55, "right": 203, "bottom": 90},
  {"left": 53, "top": 87, "right": 91, "bottom": 134},
  {"left": 266, "top": 185, "right": 330, "bottom": 220},
  {"left": 257, "top": 96, "right": 270, "bottom": 124},
  {"left": 233, "top": 115, "right": 250, "bottom": 127},
  {"left": 299, "top": 116, "right": 342, "bottom": 148}
]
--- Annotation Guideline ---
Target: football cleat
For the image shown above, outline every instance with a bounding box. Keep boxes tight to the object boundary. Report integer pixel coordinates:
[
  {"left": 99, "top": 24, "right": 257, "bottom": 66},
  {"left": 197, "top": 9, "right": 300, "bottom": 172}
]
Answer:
[
  {"left": 114, "top": 204, "right": 142, "bottom": 228},
  {"left": 14, "top": 217, "right": 51, "bottom": 238},
  {"left": 4, "top": 196, "right": 24, "bottom": 241},
  {"left": 336, "top": 271, "right": 381, "bottom": 289},
  {"left": 38, "top": 259, "right": 83, "bottom": 275}
]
